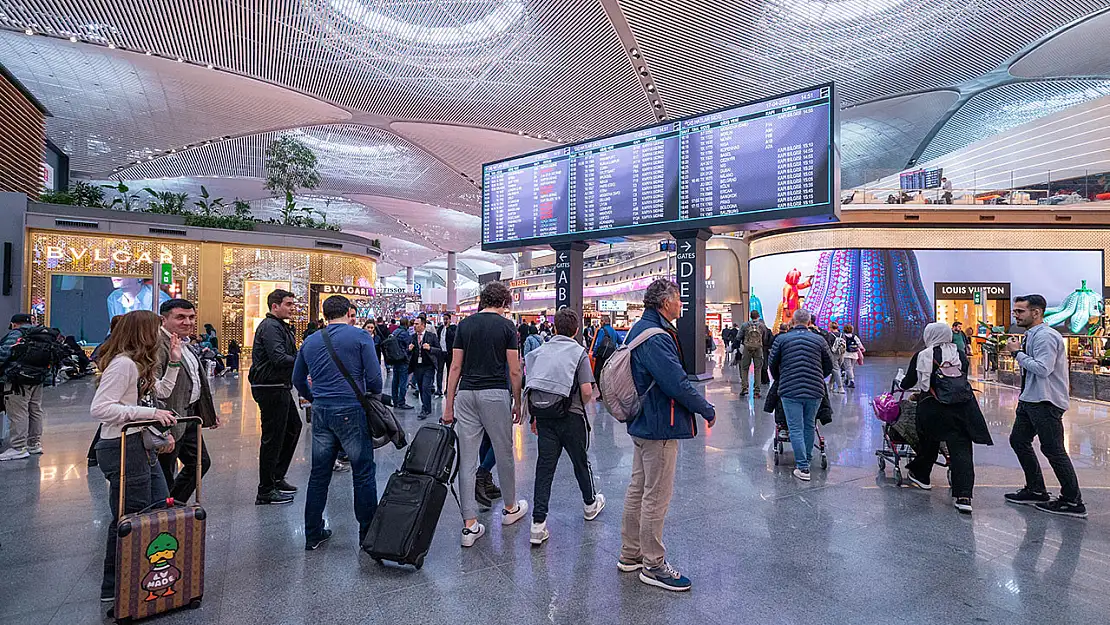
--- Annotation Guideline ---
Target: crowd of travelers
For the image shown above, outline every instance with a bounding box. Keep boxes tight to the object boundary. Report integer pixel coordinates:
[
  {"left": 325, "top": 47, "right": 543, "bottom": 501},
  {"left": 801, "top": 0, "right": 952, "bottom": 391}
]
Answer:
[{"left": 0, "top": 279, "right": 1087, "bottom": 609}]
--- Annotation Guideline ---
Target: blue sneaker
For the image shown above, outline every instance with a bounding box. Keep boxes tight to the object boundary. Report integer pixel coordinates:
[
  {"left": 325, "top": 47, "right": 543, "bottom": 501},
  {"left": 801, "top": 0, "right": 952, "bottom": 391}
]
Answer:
[{"left": 639, "top": 562, "right": 692, "bottom": 592}]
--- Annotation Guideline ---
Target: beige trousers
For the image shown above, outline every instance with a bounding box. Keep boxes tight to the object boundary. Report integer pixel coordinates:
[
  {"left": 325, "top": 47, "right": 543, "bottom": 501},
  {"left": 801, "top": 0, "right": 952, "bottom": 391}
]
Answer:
[{"left": 620, "top": 436, "right": 679, "bottom": 569}]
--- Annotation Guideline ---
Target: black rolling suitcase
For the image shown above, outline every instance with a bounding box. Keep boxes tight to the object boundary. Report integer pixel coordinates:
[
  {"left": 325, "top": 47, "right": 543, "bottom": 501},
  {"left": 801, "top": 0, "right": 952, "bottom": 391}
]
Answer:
[{"left": 362, "top": 424, "right": 458, "bottom": 569}]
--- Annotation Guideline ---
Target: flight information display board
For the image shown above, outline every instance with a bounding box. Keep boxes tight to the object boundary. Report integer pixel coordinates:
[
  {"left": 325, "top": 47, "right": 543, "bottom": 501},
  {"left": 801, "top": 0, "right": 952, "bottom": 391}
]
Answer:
[{"left": 482, "top": 83, "right": 836, "bottom": 251}]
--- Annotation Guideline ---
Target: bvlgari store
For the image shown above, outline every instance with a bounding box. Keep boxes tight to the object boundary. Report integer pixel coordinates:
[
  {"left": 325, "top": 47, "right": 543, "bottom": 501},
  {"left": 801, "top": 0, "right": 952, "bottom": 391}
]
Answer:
[{"left": 25, "top": 222, "right": 378, "bottom": 349}]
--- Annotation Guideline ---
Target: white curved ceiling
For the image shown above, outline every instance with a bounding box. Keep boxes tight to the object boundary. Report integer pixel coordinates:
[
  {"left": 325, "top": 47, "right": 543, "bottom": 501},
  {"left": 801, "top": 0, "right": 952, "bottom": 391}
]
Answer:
[{"left": 3, "top": 0, "right": 1110, "bottom": 277}]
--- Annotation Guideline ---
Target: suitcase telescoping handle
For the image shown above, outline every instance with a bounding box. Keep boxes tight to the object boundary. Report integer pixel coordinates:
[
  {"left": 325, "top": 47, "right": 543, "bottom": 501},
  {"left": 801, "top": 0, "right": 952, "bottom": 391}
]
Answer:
[{"left": 118, "top": 416, "right": 203, "bottom": 518}]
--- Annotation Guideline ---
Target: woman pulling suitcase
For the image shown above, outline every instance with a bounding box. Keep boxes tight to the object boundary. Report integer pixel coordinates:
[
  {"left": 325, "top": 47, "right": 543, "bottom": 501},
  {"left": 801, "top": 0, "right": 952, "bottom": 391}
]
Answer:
[{"left": 90, "top": 311, "right": 182, "bottom": 607}]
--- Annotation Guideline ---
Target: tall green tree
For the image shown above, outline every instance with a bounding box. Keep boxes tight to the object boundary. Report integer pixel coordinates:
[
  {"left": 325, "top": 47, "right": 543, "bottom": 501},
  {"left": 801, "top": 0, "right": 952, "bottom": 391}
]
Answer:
[{"left": 263, "top": 136, "right": 320, "bottom": 225}]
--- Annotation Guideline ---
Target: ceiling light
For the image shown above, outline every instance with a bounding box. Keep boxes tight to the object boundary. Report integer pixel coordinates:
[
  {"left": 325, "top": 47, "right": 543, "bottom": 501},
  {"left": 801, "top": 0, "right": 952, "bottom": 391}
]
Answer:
[
  {"left": 206, "top": 64, "right": 214, "bottom": 69},
  {"left": 69, "top": 36, "right": 77, "bottom": 42},
  {"left": 646, "top": 84, "right": 656, "bottom": 92},
  {"left": 24, "top": 28, "right": 33, "bottom": 35},
  {"left": 176, "top": 57, "right": 183, "bottom": 63},
  {"left": 145, "top": 50, "right": 152, "bottom": 55},
  {"left": 638, "top": 68, "right": 648, "bottom": 77},
  {"left": 630, "top": 48, "right": 640, "bottom": 57},
  {"left": 107, "top": 43, "right": 116, "bottom": 49},
  {"left": 328, "top": 0, "right": 526, "bottom": 46}
]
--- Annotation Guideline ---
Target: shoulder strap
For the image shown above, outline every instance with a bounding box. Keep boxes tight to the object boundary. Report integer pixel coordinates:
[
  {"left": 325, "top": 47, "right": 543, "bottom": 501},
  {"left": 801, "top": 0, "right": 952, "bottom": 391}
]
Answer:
[
  {"left": 320, "top": 328, "right": 364, "bottom": 398},
  {"left": 626, "top": 327, "right": 667, "bottom": 350}
]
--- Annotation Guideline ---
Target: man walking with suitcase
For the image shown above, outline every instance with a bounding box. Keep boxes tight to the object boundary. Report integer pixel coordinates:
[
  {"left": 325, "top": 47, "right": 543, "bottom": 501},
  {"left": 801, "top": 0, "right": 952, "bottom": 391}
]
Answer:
[
  {"left": 443, "top": 281, "right": 529, "bottom": 547},
  {"left": 157, "top": 299, "right": 220, "bottom": 501},
  {"left": 249, "top": 289, "right": 302, "bottom": 506},
  {"left": 293, "top": 295, "right": 383, "bottom": 549}
]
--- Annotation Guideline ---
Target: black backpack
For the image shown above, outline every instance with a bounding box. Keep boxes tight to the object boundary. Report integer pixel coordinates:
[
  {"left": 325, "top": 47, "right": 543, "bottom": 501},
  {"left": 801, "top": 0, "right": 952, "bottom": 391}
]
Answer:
[
  {"left": 5, "top": 326, "right": 63, "bottom": 385},
  {"left": 528, "top": 368, "right": 579, "bottom": 420},
  {"left": 929, "top": 346, "right": 975, "bottom": 405},
  {"left": 381, "top": 335, "right": 407, "bottom": 364},
  {"left": 595, "top": 330, "right": 617, "bottom": 363}
]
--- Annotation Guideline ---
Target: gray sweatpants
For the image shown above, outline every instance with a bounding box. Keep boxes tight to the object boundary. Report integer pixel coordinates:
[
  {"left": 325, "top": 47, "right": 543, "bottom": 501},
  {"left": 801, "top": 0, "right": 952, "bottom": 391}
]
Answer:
[{"left": 455, "top": 389, "right": 517, "bottom": 520}]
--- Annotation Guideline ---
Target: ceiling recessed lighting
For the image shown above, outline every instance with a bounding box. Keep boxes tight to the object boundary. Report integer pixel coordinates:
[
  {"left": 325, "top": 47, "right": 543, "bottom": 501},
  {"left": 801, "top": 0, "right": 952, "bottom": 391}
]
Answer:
[
  {"left": 206, "top": 64, "right": 213, "bottom": 69},
  {"left": 24, "top": 28, "right": 33, "bottom": 35},
  {"left": 145, "top": 50, "right": 152, "bottom": 55},
  {"left": 646, "top": 84, "right": 655, "bottom": 92},
  {"left": 176, "top": 57, "right": 183, "bottom": 63},
  {"left": 107, "top": 43, "right": 116, "bottom": 49},
  {"left": 69, "top": 36, "right": 77, "bottom": 42}
]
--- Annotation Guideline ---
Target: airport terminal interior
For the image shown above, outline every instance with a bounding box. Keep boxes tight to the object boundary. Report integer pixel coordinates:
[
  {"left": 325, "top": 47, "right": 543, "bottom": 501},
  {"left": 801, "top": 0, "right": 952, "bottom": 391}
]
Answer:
[{"left": 2, "top": 0, "right": 1110, "bottom": 624}]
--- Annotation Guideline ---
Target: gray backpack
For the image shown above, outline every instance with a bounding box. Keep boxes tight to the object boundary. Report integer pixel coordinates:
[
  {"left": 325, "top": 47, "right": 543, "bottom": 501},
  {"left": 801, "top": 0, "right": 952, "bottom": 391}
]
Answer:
[{"left": 599, "top": 328, "right": 668, "bottom": 422}]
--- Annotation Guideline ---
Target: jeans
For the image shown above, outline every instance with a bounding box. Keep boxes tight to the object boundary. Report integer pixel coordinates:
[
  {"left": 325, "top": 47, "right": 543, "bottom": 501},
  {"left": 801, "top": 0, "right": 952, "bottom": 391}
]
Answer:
[
  {"left": 5, "top": 382, "right": 44, "bottom": 449},
  {"left": 413, "top": 366, "right": 435, "bottom": 414},
  {"left": 252, "top": 387, "right": 302, "bottom": 494},
  {"left": 533, "top": 415, "right": 596, "bottom": 523},
  {"left": 781, "top": 397, "right": 820, "bottom": 471},
  {"left": 1010, "top": 401, "right": 1082, "bottom": 502},
  {"left": 907, "top": 427, "right": 975, "bottom": 498},
  {"left": 620, "top": 437, "right": 678, "bottom": 569},
  {"left": 305, "top": 402, "right": 378, "bottom": 543},
  {"left": 455, "top": 389, "right": 516, "bottom": 520},
  {"left": 390, "top": 363, "right": 409, "bottom": 407},
  {"left": 157, "top": 421, "right": 211, "bottom": 502},
  {"left": 479, "top": 433, "right": 496, "bottom": 472},
  {"left": 96, "top": 433, "right": 169, "bottom": 598}
]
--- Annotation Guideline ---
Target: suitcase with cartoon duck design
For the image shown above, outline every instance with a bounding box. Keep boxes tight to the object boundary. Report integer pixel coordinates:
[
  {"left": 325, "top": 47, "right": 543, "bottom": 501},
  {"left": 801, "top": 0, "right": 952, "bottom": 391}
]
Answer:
[{"left": 114, "top": 418, "right": 206, "bottom": 623}]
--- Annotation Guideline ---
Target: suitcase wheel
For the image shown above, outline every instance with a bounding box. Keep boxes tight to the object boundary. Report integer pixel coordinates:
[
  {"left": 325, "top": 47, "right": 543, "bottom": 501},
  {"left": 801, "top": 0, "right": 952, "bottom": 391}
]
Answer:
[
  {"left": 414, "top": 555, "right": 425, "bottom": 570},
  {"left": 189, "top": 597, "right": 203, "bottom": 610}
]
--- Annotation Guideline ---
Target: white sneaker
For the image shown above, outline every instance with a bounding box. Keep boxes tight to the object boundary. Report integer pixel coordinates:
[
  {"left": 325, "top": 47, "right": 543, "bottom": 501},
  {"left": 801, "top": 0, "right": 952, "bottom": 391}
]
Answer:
[
  {"left": 530, "top": 521, "right": 549, "bottom": 545},
  {"left": 0, "top": 448, "right": 30, "bottom": 461},
  {"left": 27, "top": 444, "right": 43, "bottom": 455},
  {"left": 793, "top": 468, "right": 811, "bottom": 481},
  {"left": 502, "top": 500, "right": 529, "bottom": 526},
  {"left": 461, "top": 523, "right": 485, "bottom": 547},
  {"left": 584, "top": 493, "right": 606, "bottom": 520}
]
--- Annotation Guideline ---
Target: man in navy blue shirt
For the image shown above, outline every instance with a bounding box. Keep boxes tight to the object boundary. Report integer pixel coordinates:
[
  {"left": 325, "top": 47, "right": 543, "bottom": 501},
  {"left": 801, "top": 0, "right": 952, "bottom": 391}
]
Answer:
[{"left": 293, "top": 295, "right": 383, "bottom": 551}]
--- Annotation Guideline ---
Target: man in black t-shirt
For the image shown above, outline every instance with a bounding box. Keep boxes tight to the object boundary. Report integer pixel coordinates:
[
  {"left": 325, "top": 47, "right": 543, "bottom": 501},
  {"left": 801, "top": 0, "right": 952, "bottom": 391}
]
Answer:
[{"left": 443, "top": 281, "right": 529, "bottom": 547}]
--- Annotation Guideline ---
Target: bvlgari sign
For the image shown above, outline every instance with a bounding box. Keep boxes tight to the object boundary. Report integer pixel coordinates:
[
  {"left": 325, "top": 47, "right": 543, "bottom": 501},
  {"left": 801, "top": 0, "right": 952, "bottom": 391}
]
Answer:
[
  {"left": 313, "top": 283, "right": 373, "bottom": 297},
  {"left": 934, "top": 282, "right": 1010, "bottom": 301}
]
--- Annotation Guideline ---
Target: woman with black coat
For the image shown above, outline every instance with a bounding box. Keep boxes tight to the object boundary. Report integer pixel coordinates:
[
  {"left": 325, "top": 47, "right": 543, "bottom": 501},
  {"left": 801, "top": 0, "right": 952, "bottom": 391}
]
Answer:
[{"left": 899, "top": 321, "right": 993, "bottom": 513}]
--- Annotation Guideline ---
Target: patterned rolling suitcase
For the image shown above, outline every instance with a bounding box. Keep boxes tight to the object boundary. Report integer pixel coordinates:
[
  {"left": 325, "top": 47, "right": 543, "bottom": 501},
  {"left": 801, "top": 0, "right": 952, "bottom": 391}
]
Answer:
[{"left": 114, "top": 418, "right": 206, "bottom": 624}]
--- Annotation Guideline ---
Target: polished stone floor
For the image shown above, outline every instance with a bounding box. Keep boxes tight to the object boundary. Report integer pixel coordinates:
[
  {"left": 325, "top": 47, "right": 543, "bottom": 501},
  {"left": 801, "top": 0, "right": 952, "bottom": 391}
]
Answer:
[{"left": 1, "top": 357, "right": 1108, "bottom": 625}]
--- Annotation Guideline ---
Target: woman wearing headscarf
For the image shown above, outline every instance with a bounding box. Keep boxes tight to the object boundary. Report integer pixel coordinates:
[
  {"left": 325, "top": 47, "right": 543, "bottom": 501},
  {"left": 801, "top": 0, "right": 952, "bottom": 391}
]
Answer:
[{"left": 898, "top": 321, "right": 993, "bottom": 513}]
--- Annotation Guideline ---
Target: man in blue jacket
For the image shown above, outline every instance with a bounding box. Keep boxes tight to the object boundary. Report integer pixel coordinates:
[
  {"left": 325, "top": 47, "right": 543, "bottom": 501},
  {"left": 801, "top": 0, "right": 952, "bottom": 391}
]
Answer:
[
  {"left": 769, "top": 308, "right": 833, "bottom": 482},
  {"left": 293, "top": 295, "right": 383, "bottom": 550},
  {"left": 619, "top": 279, "right": 715, "bottom": 592}
]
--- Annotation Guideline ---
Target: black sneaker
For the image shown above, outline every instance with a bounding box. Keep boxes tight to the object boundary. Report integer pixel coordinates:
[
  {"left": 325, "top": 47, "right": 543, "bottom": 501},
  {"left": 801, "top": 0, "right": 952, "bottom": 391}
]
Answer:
[
  {"left": 275, "top": 479, "right": 298, "bottom": 494},
  {"left": 954, "top": 497, "right": 973, "bottom": 514},
  {"left": 305, "top": 528, "right": 333, "bottom": 551},
  {"left": 1035, "top": 497, "right": 1088, "bottom": 519},
  {"left": 256, "top": 489, "right": 295, "bottom": 505},
  {"left": 417, "top": 411, "right": 430, "bottom": 420},
  {"left": 475, "top": 483, "right": 493, "bottom": 511},
  {"left": 1005, "top": 488, "right": 1051, "bottom": 506},
  {"left": 333, "top": 459, "right": 351, "bottom": 472},
  {"left": 397, "top": 404, "right": 415, "bottom": 410}
]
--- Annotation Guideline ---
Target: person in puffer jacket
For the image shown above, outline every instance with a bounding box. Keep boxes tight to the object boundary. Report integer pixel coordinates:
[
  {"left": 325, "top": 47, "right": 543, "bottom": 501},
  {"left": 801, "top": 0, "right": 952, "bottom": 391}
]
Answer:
[
  {"left": 768, "top": 308, "right": 833, "bottom": 482},
  {"left": 619, "top": 279, "right": 715, "bottom": 593}
]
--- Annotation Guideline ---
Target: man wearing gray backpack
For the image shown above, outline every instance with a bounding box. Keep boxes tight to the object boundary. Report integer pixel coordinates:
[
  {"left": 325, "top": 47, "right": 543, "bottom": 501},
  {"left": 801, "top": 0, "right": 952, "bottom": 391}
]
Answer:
[
  {"left": 614, "top": 279, "right": 715, "bottom": 592},
  {"left": 737, "top": 310, "right": 768, "bottom": 398},
  {"left": 524, "top": 308, "right": 605, "bottom": 546}
]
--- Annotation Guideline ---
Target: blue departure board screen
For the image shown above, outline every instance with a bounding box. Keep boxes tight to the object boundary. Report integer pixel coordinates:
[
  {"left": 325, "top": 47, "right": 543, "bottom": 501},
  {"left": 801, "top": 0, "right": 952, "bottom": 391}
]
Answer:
[{"left": 482, "top": 84, "right": 837, "bottom": 251}]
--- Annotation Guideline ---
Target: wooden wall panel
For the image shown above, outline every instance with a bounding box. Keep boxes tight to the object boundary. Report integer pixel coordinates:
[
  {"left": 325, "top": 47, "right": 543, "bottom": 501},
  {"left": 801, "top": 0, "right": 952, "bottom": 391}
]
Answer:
[{"left": 0, "top": 68, "right": 46, "bottom": 197}]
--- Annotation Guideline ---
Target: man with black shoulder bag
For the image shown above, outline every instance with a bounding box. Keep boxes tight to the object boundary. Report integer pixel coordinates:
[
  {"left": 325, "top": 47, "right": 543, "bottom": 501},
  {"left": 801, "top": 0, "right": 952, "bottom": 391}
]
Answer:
[{"left": 293, "top": 295, "right": 399, "bottom": 551}]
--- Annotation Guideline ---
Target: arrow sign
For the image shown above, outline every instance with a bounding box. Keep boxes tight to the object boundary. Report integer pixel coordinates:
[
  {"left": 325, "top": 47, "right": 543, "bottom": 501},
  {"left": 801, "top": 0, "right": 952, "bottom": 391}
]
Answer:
[
  {"left": 559, "top": 252, "right": 567, "bottom": 262},
  {"left": 681, "top": 241, "right": 692, "bottom": 252}
]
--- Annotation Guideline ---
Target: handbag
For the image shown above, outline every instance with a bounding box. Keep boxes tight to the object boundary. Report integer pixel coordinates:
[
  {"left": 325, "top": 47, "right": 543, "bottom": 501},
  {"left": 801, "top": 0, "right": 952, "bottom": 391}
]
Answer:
[
  {"left": 136, "top": 385, "right": 172, "bottom": 451},
  {"left": 320, "top": 328, "right": 407, "bottom": 450}
]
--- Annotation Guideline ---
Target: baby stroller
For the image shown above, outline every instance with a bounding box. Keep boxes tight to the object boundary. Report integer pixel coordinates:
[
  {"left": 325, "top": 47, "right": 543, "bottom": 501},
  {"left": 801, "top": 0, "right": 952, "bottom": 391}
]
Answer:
[
  {"left": 872, "top": 382, "right": 949, "bottom": 486},
  {"left": 773, "top": 420, "right": 828, "bottom": 470}
]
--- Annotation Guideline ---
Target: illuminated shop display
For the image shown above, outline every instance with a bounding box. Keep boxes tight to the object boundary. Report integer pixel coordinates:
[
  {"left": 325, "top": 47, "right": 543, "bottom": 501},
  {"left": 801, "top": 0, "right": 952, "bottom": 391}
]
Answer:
[
  {"left": 749, "top": 247, "right": 1103, "bottom": 352},
  {"left": 27, "top": 231, "right": 376, "bottom": 349}
]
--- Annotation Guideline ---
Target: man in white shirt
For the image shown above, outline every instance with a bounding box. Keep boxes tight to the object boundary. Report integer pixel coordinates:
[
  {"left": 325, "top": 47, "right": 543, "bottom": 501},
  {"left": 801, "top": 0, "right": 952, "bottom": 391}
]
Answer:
[
  {"left": 410, "top": 316, "right": 444, "bottom": 419},
  {"left": 157, "top": 299, "right": 220, "bottom": 502}
]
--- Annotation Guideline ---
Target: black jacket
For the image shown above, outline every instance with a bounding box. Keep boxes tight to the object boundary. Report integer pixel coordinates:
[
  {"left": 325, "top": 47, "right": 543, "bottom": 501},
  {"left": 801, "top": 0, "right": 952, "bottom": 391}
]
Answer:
[
  {"left": 249, "top": 314, "right": 297, "bottom": 388},
  {"left": 409, "top": 329, "right": 443, "bottom": 370},
  {"left": 768, "top": 327, "right": 833, "bottom": 400},
  {"left": 900, "top": 350, "right": 993, "bottom": 446}
]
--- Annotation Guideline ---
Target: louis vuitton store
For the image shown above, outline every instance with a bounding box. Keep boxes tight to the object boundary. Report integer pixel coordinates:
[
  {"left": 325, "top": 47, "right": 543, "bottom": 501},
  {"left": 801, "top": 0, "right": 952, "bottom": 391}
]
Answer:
[{"left": 23, "top": 205, "right": 380, "bottom": 349}]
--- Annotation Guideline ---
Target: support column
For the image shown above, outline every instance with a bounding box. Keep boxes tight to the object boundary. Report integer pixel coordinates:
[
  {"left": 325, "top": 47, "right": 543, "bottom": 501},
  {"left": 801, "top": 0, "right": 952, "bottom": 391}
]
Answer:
[
  {"left": 672, "top": 229, "right": 712, "bottom": 380},
  {"left": 552, "top": 242, "right": 588, "bottom": 337},
  {"left": 406, "top": 266, "right": 414, "bottom": 293},
  {"left": 446, "top": 251, "right": 458, "bottom": 312}
]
